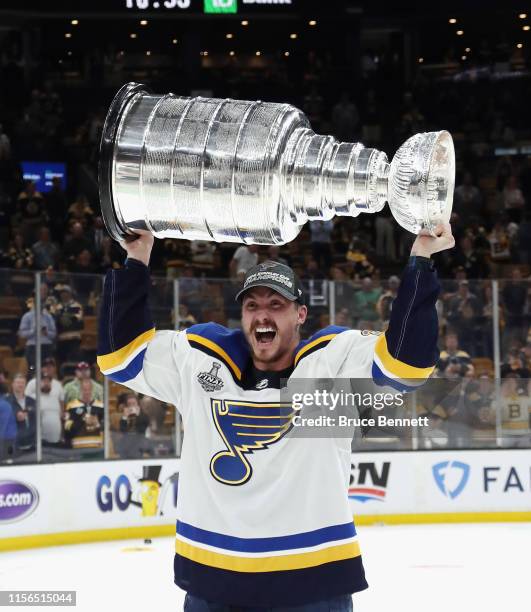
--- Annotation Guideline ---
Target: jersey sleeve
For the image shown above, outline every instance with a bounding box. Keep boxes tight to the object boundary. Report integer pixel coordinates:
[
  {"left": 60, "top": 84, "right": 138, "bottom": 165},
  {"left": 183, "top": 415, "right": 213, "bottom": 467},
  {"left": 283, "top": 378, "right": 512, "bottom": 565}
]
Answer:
[
  {"left": 96, "top": 258, "right": 187, "bottom": 411},
  {"left": 329, "top": 257, "right": 440, "bottom": 391}
]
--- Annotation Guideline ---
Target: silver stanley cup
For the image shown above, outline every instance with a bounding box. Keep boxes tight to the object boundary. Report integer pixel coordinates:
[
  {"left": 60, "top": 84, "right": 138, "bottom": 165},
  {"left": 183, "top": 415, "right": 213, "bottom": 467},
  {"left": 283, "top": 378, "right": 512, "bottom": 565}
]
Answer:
[{"left": 99, "top": 82, "right": 455, "bottom": 245}]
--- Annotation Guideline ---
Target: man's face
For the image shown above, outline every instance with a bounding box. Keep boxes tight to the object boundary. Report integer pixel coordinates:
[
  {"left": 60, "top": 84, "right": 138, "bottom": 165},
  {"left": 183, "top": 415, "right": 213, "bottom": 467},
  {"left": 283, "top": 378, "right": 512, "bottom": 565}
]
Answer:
[
  {"left": 41, "top": 377, "right": 51, "bottom": 393},
  {"left": 81, "top": 383, "right": 92, "bottom": 404},
  {"left": 77, "top": 367, "right": 90, "bottom": 380},
  {"left": 445, "top": 334, "right": 458, "bottom": 352},
  {"left": 12, "top": 377, "right": 26, "bottom": 395},
  {"left": 241, "top": 287, "right": 307, "bottom": 368}
]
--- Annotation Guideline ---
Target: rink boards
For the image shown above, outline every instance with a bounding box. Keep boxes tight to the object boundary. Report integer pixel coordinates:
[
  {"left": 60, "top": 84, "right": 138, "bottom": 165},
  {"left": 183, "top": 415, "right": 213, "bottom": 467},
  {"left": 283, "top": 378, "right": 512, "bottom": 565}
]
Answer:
[{"left": 1, "top": 450, "right": 530, "bottom": 550}]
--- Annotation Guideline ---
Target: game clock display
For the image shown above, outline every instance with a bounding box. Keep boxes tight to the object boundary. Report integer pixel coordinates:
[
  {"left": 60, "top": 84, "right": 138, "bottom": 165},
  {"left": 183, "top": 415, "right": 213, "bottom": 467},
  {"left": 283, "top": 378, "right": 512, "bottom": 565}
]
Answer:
[{"left": 125, "top": 0, "right": 192, "bottom": 9}]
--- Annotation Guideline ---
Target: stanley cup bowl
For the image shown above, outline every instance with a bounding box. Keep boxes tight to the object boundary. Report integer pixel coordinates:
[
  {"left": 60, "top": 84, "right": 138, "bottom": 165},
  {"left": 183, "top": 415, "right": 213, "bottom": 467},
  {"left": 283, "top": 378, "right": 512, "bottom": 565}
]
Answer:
[
  {"left": 99, "top": 82, "right": 456, "bottom": 245},
  {"left": 388, "top": 131, "right": 455, "bottom": 235}
]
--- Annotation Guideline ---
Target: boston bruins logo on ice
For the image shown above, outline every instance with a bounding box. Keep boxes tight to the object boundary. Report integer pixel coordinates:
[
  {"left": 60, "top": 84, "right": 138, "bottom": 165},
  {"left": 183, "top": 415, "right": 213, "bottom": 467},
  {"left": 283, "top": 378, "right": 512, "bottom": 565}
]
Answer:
[{"left": 197, "top": 362, "right": 224, "bottom": 392}]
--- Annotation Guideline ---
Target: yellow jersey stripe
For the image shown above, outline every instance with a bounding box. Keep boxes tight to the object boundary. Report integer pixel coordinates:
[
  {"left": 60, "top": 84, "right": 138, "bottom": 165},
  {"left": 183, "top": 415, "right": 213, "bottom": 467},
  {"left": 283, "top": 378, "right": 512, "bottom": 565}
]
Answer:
[
  {"left": 97, "top": 328, "right": 156, "bottom": 371},
  {"left": 294, "top": 334, "right": 337, "bottom": 366},
  {"left": 375, "top": 334, "right": 434, "bottom": 380},
  {"left": 187, "top": 333, "right": 242, "bottom": 380},
  {"left": 175, "top": 539, "right": 361, "bottom": 572}
]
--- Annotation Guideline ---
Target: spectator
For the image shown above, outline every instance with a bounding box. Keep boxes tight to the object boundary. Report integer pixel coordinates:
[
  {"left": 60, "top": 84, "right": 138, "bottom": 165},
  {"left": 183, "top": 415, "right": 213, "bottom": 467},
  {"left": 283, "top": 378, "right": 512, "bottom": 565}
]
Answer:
[
  {"left": 309, "top": 220, "right": 333, "bottom": 270},
  {"left": 452, "top": 235, "right": 488, "bottom": 279},
  {"left": 64, "top": 378, "right": 103, "bottom": 451},
  {"left": 346, "top": 238, "right": 375, "bottom": 279},
  {"left": 374, "top": 208, "right": 395, "bottom": 260},
  {"left": 31, "top": 226, "right": 60, "bottom": 270},
  {"left": 500, "top": 374, "right": 529, "bottom": 448},
  {"left": 66, "top": 194, "right": 95, "bottom": 228},
  {"left": 63, "top": 362, "right": 103, "bottom": 405},
  {"left": 5, "top": 373, "right": 36, "bottom": 455},
  {"left": 0, "top": 393, "right": 16, "bottom": 461},
  {"left": 63, "top": 221, "right": 93, "bottom": 265},
  {"left": 70, "top": 249, "right": 99, "bottom": 298},
  {"left": 178, "top": 266, "right": 203, "bottom": 318},
  {"left": 446, "top": 280, "right": 482, "bottom": 353},
  {"left": 190, "top": 241, "right": 216, "bottom": 266},
  {"left": 15, "top": 181, "right": 48, "bottom": 243},
  {"left": 25, "top": 357, "right": 65, "bottom": 403},
  {"left": 465, "top": 373, "right": 496, "bottom": 447},
  {"left": 500, "top": 175, "right": 525, "bottom": 223},
  {"left": 2, "top": 231, "right": 34, "bottom": 270},
  {"left": 353, "top": 277, "right": 382, "bottom": 329},
  {"left": 98, "top": 235, "right": 123, "bottom": 271},
  {"left": 454, "top": 171, "right": 483, "bottom": 222},
  {"left": 436, "top": 361, "right": 475, "bottom": 449},
  {"left": 91, "top": 216, "right": 106, "bottom": 257},
  {"left": 330, "top": 266, "right": 356, "bottom": 315},
  {"left": 51, "top": 285, "right": 83, "bottom": 363},
  {"left": 28, "top": 373, "right": 63, "bottom": 445},
  {"left": 488, "top": 220, "right": 512, "bottom": 273},
  {"left": 376, "top": 275, "right": 399, "bottom": 326},
  {"left": 501, "top": 349, "right": 530, "bottom": 381},
  {"left": 176, "top": 304, "right": 197, "bottom": 330},
  {"left": 17, "top": 296, "right": 57, "bottom": 368},
  {"left": 438, "top": 332, "right": 472, "bottom": 373},
  {"left": 114, "top": 392, "right": 150, "bottom": 458},
  {"left": 230, "top": 245, "right": 259, "bottom": 277}
]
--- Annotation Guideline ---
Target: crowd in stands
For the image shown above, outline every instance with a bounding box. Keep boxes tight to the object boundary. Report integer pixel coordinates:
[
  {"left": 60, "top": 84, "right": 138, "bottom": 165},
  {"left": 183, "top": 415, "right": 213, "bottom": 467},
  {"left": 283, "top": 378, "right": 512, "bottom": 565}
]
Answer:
[{"left": 1, "top": 37, "right": 530, "bottom": 461}]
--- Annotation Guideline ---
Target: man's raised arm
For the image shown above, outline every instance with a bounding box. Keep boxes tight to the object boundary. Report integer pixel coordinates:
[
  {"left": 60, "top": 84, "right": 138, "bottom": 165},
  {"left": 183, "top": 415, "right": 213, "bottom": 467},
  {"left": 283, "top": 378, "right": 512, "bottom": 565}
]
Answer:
[
  {"left": 372, "top": 223, "right": 455, "bottom": 391},
  {"left": 96, "top": 231, "right": 184, "bottom": 407}
]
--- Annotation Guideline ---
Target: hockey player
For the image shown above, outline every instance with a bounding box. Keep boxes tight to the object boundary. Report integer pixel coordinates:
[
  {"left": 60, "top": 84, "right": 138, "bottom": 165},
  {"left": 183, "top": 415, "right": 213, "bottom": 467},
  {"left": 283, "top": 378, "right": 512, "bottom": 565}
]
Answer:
[{"left": 97, "top": 224, "right": 454, "bottom": 611}]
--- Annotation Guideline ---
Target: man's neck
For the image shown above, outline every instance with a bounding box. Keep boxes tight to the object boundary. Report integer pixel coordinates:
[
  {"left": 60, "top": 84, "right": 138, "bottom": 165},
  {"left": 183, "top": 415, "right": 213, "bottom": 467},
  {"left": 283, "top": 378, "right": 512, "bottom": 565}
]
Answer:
[{"left": 252, "top": 356, "right": 294, "bottom": 372}]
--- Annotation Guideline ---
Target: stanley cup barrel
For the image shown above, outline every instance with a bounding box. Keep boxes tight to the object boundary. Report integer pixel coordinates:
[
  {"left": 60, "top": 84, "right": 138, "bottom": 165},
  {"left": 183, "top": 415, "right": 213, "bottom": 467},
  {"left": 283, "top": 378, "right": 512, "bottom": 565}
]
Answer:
[{"left": 99, "top": 82, "right": 455, "bottom": 245}]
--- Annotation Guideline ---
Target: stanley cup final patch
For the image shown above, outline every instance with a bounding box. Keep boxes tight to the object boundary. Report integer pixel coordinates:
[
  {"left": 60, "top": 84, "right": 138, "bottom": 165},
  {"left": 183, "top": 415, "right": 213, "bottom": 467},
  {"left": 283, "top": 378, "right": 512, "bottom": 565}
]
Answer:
[{"left": 197, "top": 362, "right": 225, "bottom": 392}]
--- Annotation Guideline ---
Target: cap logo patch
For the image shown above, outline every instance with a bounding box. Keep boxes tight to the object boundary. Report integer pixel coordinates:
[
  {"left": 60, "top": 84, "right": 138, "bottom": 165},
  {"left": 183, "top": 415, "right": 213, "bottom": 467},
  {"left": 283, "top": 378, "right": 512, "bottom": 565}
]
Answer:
[{"left": 244, "top": 271, "right": 293, "bottom": 289}]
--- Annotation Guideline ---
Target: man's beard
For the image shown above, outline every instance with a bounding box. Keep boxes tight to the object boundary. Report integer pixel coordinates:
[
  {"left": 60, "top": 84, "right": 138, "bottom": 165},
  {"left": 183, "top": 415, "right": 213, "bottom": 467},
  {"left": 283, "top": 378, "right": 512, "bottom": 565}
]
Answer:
[{"left": 244, "top": 328, "right": 293, "bottom": 366}]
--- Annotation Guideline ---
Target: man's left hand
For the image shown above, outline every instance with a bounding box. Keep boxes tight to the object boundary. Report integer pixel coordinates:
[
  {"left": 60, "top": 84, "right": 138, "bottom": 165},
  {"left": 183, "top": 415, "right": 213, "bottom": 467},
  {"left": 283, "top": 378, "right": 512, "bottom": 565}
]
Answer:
[{"left": 410, "top": 222, "right": 455, "bottom": 258}]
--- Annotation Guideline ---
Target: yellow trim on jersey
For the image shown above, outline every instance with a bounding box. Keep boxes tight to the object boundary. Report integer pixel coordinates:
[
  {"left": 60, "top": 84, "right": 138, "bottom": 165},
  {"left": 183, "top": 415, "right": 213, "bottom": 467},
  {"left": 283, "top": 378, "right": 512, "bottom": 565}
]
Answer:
[
  {"left": 97, "top": 328, "right": 156, "bottom": 371},
  {"left": 175, "top": 539, "right": 361, "bottom": 572},
  {"left": 187, "top": 333, "right": 242, "bottom": 380},
  {"left": 375, "top": 335, "right": 434, "bottom": 379},
  {"left": 294, "top": 334, "right": 337, "bottom": 366}
]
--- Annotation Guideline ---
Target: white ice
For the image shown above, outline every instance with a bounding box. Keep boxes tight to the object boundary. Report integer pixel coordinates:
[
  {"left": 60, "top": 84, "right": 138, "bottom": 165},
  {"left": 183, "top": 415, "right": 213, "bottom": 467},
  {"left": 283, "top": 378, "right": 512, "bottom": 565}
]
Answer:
[{"left": 0, "top": 523, "right": 528, "bottom": 612}]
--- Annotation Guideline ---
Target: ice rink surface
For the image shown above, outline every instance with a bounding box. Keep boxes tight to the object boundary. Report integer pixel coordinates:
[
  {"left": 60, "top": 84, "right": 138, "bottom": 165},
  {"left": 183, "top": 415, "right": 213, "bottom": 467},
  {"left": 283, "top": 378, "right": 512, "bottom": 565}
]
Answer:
[{"left": 0, "top": 523, "right": 528, "bottom": 612}]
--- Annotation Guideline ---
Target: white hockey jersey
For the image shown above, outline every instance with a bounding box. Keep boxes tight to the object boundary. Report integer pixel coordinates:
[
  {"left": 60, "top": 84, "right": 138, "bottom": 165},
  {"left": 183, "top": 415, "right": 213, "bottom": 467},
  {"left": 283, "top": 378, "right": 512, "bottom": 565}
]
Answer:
[{"left": 97, "top": 257, "right": 440, "bottom": 606}]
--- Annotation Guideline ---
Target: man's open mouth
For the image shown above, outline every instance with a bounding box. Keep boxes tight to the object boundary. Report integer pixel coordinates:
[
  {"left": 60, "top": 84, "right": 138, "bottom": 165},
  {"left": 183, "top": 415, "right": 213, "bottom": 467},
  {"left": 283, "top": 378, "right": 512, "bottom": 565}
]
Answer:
[{"left": 254, "top": 326, "right": 277, "bottom": 345}]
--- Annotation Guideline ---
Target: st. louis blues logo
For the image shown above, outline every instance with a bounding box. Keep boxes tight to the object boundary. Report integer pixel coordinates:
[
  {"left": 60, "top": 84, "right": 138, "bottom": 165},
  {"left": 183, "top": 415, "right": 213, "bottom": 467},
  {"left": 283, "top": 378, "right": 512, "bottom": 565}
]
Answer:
[
  {"left": 210, "top": 399, "right": 294, "bottom": 485},
  {"left": 197, "top": 362, "right": 224, "bottom": 392}
]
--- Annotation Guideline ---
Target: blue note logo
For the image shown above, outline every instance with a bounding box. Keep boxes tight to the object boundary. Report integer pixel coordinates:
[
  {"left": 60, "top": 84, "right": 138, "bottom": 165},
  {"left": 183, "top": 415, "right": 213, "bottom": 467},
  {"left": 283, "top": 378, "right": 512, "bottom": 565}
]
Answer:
[
  {"left": 210, "top": 399, "right": 294, "bottom": 485},
  {"left": 432, "top": 461, "right": 470, "bottom": 499}
]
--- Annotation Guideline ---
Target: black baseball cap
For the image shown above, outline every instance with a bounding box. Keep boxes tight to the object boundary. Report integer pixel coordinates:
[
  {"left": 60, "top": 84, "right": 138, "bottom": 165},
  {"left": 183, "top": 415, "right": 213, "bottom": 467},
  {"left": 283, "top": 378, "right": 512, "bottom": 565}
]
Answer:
[{"left": 235, "top": 261, "right": 305, "bottom": 305}]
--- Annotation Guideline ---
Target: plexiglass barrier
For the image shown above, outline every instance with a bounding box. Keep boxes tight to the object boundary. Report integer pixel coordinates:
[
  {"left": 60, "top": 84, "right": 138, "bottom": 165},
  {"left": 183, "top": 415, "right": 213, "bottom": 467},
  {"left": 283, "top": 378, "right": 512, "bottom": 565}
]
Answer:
[{"left": 0, "top": 269, "right": 529, "bottom": 464}]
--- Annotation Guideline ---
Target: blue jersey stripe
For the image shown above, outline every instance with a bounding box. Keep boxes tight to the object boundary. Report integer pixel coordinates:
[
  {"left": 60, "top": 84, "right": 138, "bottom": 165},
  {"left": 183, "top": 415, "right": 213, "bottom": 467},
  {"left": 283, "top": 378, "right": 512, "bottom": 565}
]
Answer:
[
  {"left": 176, "top": 520, "right": 356, "bottom": 553},
  {"left": 107, "top": 349, "right": 147, "bottom": 383},
  {"left": 371, "top": 362, "right": 421, "bottom": 393}
]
